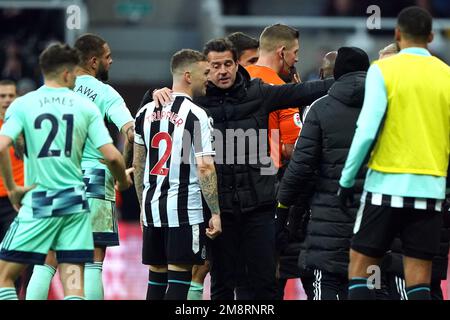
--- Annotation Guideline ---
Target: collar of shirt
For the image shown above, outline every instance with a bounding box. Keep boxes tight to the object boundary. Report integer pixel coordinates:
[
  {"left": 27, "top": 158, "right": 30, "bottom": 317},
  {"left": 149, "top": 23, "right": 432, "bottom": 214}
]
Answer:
[
  {"left": 39, "top": 85, "right": 71, "bottom": 92},
  {"left": 171, "top": 91, "right": 192, "bottom": 100},
  {"left": 399, "top": 47, "right": 431, "bottom": 56}
]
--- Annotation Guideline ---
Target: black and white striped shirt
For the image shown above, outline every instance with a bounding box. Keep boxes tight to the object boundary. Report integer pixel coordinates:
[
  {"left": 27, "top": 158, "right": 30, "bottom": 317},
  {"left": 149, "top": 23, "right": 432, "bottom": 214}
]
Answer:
[
  {"left": 361, "top": 191, "right": 444, "bottom": 212},
  {"left": 134, "top": 93, "right": 215, "bottom": 227}
]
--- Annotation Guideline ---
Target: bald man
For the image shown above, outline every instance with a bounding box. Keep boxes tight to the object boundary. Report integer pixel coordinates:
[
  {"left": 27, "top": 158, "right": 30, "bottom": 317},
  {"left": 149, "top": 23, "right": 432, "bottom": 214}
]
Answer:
[
  {"left": 319, "top": 51, "right": 338, "bottom": 80},
  {"left": 302, "top": 51, "right": 338, "bottom": 122},
  {"left": 379, "top": 43, "right": 399, "bottom": 60}
]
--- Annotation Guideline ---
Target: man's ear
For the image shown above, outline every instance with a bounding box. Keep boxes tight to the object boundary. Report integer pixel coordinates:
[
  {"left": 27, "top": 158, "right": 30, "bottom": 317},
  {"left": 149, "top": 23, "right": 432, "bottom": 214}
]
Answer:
[
  {"left": 428, "top": 31, "right": 434, "bottom": 44},
  {"left": 184, "top": 71, "right": 192, "bottom": 84},
  {"left": 61, "top": 68, "right": 70, "bottom": 84},
  {"left": 90, "top": 56, "right": 98, "bottom": 69},
  {"left": 277, "top": 46, "right": 285, "bottom": 59},
  {"left": 394, "top": 28, "right": 401, "bottom": 43}
]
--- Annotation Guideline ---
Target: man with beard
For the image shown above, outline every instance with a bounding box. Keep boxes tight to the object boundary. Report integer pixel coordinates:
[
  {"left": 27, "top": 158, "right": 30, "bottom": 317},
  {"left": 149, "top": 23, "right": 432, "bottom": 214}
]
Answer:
[
  {"left": 150, "top": 38, "right": 332, "bottom": 299},
  {"left": 0, "top": 43, "right": 132, "bottom": 300},
  {"left": 26, "top": 34, "right": 135, "bottom": 300},
  {"left": 134, "top": 49, "right": 221, "bottom": 300}
]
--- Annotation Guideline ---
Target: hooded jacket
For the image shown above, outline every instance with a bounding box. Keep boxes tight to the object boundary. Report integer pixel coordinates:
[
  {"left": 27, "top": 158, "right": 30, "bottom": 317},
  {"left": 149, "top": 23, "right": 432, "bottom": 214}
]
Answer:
[{"left": 278, "top": 71, "right": 367, "bottom": 275}]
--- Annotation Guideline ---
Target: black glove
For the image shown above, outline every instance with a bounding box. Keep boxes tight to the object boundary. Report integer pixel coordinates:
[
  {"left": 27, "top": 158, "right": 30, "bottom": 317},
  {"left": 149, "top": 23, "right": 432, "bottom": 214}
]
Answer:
[
  {"left": 275, "top": 206, "right": 290, "bottom": 253},
  {"left": 337, "top": 186, "right": 355, "bottom": 208},
  {"left": 287, "top": 205, "right": 307, "bottom": 243},
  {"left": 275, "top": 206, "right": 289, "bottom": 232},
  {"left": 442, "top": 199, "right": 450, "bottom": 213}
]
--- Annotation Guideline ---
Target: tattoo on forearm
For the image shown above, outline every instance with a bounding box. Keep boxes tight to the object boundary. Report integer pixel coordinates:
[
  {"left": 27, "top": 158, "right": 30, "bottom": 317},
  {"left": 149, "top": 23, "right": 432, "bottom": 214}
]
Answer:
[
  {"left": 126, "top": 126, "right": 135, "bottom": 143},
  {"left": 123, "top": 140, "right": 134, "bottom": 168},
  {"left": 133, "top": 145, "right": 146, "bottom": 207},
  {"left": 198, "top": 170, "right": 220, "bottom": 214}
]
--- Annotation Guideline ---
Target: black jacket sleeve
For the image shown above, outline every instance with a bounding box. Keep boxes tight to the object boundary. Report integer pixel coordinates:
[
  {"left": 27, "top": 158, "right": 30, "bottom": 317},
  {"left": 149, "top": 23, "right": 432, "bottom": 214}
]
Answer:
[
  {"left": 140, "top": 89, "right": 153, "bottom": 109},
  {"left": 260, "top": 78, "right": 333, "bottom": 114},
  {"left": 277, "top": 106, "right": 322, "bottom": 207}
]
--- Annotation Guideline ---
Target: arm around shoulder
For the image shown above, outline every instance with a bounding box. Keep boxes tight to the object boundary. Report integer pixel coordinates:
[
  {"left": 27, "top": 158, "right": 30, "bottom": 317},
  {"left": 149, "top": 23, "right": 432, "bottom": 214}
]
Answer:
[{"left": 262, "top": 78, "right": 333, "bottom": 114}]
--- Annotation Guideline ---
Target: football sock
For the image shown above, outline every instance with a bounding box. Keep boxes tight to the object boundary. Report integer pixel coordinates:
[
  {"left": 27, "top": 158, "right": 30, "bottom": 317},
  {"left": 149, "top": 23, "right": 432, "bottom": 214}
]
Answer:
[
  {"left": 26, "top": 264, "right": 56, "bottom": 300},
  {"left": 348, "top": 277, "right": 376, "bottom": 300},
  {"left": 187, "top": 281, "right": 204, "bottom": 300},
  {"left": 84, "top": 262, "right": 104, "bottom": 300},
  {"left": 147, "top": 270, "right": 168, "bottom": 300},
  {"left": 64, "top": 295, "right": 85, "bottom": 300},
  {"left": 165, "top": 270, "right": 192, "bottom": 300},
  {"left": 0, "top": 288, "right": 18, "bottom": 300},
  {"left": 406, "top": 284, "right": 431, "bottom": 300}
]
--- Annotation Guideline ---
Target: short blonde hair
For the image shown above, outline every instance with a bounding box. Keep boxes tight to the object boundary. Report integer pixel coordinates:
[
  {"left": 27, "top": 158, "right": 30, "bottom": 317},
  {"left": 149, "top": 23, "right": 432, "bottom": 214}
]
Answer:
[
  {"left": 259, "top": 24, "right": 299, "bottom": 52},
  {"left": 170, "top": 49, "right": 207, "bottom": 75}
]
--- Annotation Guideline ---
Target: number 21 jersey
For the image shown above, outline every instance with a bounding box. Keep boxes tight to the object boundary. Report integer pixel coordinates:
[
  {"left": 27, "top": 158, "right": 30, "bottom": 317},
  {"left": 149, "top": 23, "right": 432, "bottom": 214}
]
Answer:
[{"left": 0, "top": 85, "right": 112, "bottom": 218}]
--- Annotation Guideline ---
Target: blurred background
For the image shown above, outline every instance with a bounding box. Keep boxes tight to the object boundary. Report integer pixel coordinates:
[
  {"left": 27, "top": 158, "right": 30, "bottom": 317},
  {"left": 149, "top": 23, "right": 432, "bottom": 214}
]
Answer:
[{"left": 1, "top": 0, "right": 449, "bottom": 299}]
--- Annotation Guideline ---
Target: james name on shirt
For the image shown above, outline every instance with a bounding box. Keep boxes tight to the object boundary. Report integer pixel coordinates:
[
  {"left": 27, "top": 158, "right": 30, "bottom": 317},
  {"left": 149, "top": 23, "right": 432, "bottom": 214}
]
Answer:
[{"left": 39, "top": 96, "right": 75, "bottom": 108}]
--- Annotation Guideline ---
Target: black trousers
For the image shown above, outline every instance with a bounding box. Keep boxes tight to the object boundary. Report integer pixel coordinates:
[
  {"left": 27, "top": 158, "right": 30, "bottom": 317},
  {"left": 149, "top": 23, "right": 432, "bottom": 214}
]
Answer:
[
  {"left": 209, "top": 205, "right": 277, "bottom": 300},
  {"left": 309, "top": 269, "right": 348, "bottom": 300},
  {"left": 0, "top": 196, "right": 17, "bottom": 243}
]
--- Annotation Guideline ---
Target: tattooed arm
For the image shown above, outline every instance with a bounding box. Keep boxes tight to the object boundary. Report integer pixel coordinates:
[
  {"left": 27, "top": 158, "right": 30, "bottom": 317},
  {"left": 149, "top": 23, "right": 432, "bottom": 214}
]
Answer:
[
  {"left": 196, "top": 155, "right": 222, "bottom": 239},
  {"left": 133, "top": 143, "right": 146, "bottom": 207},
  {"left": 133, "top": 143, "right": 146, "bottom": 230},
  {"left": 121, "top": 121, "right": 135, "bottom": 168}
]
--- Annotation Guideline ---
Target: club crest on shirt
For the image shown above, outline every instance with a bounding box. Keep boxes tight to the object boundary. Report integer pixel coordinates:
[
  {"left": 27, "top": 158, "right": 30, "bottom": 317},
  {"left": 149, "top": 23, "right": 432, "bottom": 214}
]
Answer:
[
  {"left": 201, "top": 245, "right": 207, "bottom": 260},
  {"left": 208, "top": 116, "right": 214, "bottom": 131},
  {"left": 293, "top": 112, "right": 302, "bottom": 128}
]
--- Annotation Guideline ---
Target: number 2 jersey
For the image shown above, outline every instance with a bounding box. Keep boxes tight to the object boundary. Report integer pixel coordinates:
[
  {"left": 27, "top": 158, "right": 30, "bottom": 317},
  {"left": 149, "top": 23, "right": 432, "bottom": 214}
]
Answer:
[
  {"left": 0, "top": 85, "right": 112, "bottom": 219},
  {"left": 74, "top": 75, "right": 133, "bottom": 202},
  {"left": 134, "top": 93, "right": 215, "bottom": 227}
]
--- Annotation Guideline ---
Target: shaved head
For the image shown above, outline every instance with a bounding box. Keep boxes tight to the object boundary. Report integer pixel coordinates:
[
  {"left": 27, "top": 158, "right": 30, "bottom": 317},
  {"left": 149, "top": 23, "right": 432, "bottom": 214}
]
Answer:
[
  {"left": 379, "top": 43, "right": 399, "bottom": 59},
  {"left": 320, "top": 51, "right": 337, "bottom": 79}
]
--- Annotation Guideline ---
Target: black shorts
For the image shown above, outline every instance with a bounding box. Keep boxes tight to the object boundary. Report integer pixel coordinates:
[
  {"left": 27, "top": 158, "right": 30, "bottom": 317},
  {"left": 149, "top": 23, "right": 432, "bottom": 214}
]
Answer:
[
  {"left": 142, "top": 223, "right": 207, "bottom": 266},
  {"left": 351, "top": 203, "right": 443, "bottom": 260}
]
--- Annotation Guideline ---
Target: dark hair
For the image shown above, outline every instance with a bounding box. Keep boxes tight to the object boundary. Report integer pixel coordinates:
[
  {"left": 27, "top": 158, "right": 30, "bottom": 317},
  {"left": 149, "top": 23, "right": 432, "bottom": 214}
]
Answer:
[
  {"left": 397, "top": 6, "right": 432, "bottom": 42},
  {"left": 39, "top": 43, "right": 80, "bottom": 76},
  {"left": 74, "top": 33, "right": 107, "bottom": 66},
  {"left": 333, "top": 47, "right": 370, "bottom": 80},
  {"left": 171, "top": 49, "right": 207, "bottom": 74},
  {"left": 259, "top": 23, "right": 299, "bottom": 52},
  {"left": 0, "top": 79, "right": 16, "bottom": 87},
  {"left": 226, "top": 32, "right": 259, "bottom": 60},
  {"left": 203, "top": 38, "right": 238, "bottom": 61}
]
